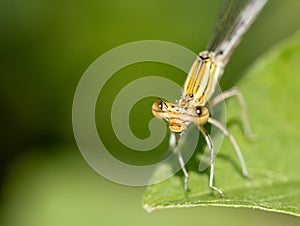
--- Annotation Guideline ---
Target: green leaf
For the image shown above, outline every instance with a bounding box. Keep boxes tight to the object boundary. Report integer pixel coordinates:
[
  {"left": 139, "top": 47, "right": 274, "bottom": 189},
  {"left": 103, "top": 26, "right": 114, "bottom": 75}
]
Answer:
[{"left": 142, "top": 30, "right": 300, "bottom": 216}]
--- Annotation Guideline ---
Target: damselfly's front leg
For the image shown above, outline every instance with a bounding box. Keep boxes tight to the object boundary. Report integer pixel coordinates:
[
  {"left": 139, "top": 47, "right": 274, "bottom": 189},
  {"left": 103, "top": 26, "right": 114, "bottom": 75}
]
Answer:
[
  {"left": 199, "top": 126, "right": 223, "bottom": 197},
  {"left": 210, "top": 87, "right": 255, "bottom": 140},
  {"left": 171, "top": 132, "right": 190, "bottom": 191},
  {"left": 177, "top": 148, "right": 190, "bottom": 191}
]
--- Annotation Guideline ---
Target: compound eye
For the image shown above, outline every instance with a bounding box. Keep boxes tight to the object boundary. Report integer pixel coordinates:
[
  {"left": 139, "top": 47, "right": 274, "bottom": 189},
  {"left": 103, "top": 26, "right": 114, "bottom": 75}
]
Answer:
[
  {"left": 192, "top": 106, "right": 209, "bottom": 125},
  {"left": 195, "top": 106, "right": 202, "bottom": 116},
  {"left": 152, "top": 100, "right": 168, "bottom": 112},
  {"left": 152, "top": 100, "right": 169, "bottom": 119}
]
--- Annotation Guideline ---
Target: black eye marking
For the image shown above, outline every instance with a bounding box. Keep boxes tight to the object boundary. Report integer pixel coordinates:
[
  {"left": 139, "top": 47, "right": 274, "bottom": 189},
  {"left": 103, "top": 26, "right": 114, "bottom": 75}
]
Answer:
[
  {"left": 196, "top": 106, "right": 202, "bottom": 116},
  {"left": 199, "top": 55, "right": 209, "bottom": 61},
  {"left": 158, "top": 100, "right": 163, "bottom": 110}
]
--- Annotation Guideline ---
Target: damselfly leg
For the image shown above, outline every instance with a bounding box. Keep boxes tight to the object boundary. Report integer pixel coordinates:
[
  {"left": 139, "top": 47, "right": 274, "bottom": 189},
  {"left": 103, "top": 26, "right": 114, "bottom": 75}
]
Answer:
[
  {"left": 171, "top": 132, "right": 190, "bottom": 191},
  {"left": 210, "top": 87, "right": 256, "bottom": 140},
  {"left": 208, "top": 117, "right": 249, "bottom": 178},
  {"left": 199, "top": 126, "right": 223, "bottom": 197}
]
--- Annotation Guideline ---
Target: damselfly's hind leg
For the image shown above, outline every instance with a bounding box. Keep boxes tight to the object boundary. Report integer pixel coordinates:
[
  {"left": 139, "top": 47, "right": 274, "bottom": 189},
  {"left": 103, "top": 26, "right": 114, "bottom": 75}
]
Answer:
[
  {"left": 199, "top": 126, "right": 223, "bottom": 197},
  {"left": 171, "top": 133, "right": 190, "bottom": 191},
  {"left": 210, "top": 87, "right": 255, "bottom": 140},
  {"left": 208, "top": 118, "right": 249, "bottom": 178}
]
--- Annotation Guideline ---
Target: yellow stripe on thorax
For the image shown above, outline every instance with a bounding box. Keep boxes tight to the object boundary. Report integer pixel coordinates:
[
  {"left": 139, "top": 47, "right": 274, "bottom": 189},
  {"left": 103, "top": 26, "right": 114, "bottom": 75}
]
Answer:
[{"left": 183, "top": 51, "right": 223, "bottom": 105}]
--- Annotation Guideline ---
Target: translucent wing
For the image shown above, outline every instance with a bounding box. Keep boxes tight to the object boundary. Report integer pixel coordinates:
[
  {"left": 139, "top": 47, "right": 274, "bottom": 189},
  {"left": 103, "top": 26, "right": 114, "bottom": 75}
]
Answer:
[{"left": 207, "top": 0, "right": 268, "bottom": 65}]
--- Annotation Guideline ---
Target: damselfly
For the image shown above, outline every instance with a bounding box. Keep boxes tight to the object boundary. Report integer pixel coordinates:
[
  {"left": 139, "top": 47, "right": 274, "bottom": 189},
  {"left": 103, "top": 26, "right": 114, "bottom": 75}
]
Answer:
[{"left": 152, "top": 0, "right": 268, "bottom": 196}]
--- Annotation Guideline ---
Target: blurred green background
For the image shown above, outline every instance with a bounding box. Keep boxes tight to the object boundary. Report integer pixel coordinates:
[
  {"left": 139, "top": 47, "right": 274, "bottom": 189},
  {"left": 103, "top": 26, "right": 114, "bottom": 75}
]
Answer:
[{"left": 1, "top": 0, "right": 300, "bottom": 225}]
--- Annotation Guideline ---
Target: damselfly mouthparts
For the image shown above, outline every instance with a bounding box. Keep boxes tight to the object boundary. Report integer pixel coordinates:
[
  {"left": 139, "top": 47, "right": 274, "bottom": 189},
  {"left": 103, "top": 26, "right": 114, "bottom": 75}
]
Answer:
[{"left": 152, "top": 0, "right": 268, "bottom": 197}]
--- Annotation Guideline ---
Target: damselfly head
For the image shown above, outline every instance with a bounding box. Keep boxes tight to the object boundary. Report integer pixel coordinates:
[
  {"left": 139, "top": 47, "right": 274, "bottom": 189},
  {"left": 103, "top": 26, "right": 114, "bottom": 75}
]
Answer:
[{"left": 151, "top": 99, "right": 210, "bottom": 133}]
